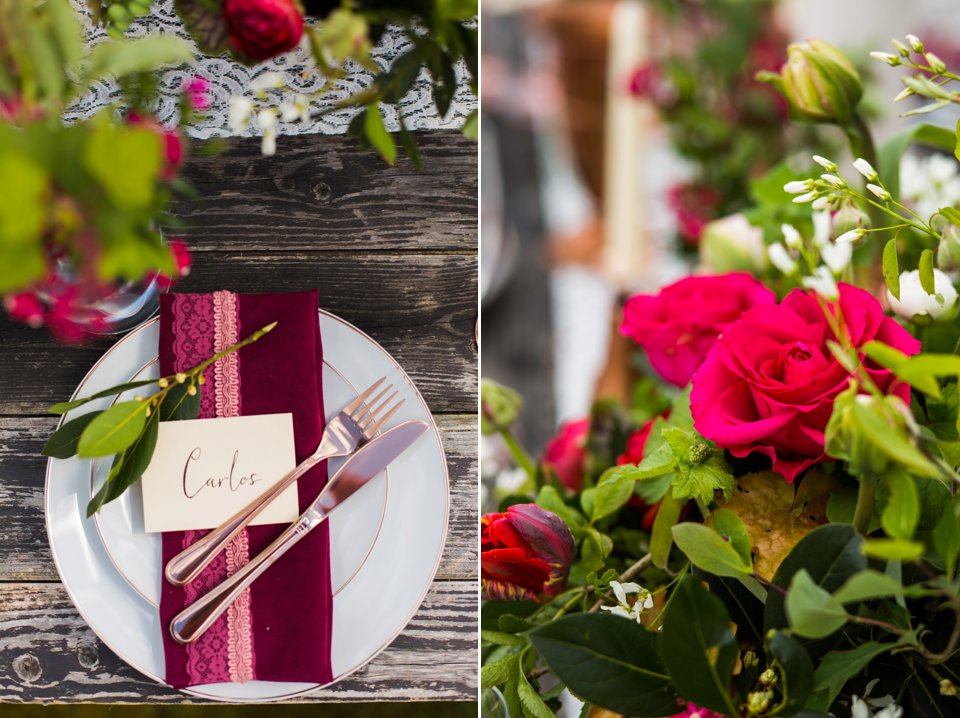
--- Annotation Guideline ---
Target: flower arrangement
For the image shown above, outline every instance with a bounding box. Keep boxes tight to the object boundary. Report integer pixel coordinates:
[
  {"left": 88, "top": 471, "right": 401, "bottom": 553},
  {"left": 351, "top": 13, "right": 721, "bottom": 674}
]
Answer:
[
  {"left": 0, "top": 0, "right": 195, "bottom": 341},
  {"left": 481, "top": 35, "right": 960, "bottom": 718},
  {"left": 629, "top": 0, "right": 821, "bottom": 249},
  {"left": 89, "top": 0, "right": 478, "bottom": 163}
]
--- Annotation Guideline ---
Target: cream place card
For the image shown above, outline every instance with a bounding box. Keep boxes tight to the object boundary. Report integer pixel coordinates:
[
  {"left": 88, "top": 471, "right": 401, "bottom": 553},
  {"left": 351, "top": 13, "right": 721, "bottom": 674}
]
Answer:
[{"left": 141, "top": 413, "right": 299, "bottom": 533}]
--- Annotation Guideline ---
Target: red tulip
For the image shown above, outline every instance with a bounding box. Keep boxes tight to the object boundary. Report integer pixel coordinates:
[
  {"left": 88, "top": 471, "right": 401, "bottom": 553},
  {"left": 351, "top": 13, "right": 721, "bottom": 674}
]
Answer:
[{"left": 481, "top": 504, "right": 575, "bottom": 602}]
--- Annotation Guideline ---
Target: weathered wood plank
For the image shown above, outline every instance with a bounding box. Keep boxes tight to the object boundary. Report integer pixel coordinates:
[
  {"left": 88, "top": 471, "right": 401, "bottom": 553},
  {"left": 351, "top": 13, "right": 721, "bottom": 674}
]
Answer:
[
  {"left": 171, "top": 132, "right": 477, "bottom": 254},
  {"left": 0, "top": 252, "right": 477, "bottom": 416},
  {"left": 0, "top": 580, "right": 477, "bottom": 703},
  {"left": 0, "top": 416, "right": 476, "bottom": 583}
]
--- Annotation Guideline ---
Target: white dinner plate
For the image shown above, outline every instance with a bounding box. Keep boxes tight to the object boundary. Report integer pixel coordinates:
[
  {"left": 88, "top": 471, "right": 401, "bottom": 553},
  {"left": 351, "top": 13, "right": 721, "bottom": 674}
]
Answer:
[{"left": 45, "top": 310, "right": 449, "bottom": 702}]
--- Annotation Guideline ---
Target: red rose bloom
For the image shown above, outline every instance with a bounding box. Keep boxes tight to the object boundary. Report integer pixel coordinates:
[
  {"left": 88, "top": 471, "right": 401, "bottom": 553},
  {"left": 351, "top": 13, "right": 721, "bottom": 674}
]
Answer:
[
  {"left": 481, "top": 504, "right": 575, "bottom": 601},
  {"left": 223, "top": 0, "right": 304, "bottom": 62},
  {"left": 542, "top": 418, "right": 589, "bottom": 491},
  {"left": 691, "top": 283, "right": 921, "bottom": 482},
  {"left": 621, "top": 273, "right": 776, "bottom": 388}
]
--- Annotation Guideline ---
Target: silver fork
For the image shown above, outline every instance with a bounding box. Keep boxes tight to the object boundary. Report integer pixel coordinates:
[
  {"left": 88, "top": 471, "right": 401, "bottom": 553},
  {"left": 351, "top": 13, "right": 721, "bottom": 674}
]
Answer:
[{"left": 164, "top": 376, "right": 404, "bottom": 587}]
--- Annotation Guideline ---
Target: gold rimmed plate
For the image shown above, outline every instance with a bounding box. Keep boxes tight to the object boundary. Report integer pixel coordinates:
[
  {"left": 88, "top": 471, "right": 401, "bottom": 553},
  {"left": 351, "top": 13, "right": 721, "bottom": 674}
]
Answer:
[{"left": 45, "top": 309, "right": 449, "bottom": 702}]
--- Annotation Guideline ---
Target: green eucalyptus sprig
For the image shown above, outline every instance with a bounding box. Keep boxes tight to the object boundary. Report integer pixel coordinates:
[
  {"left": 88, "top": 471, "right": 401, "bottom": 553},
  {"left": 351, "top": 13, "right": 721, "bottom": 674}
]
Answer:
[{"left": 42, "top": 321, "right": 278, "bottom": 517}]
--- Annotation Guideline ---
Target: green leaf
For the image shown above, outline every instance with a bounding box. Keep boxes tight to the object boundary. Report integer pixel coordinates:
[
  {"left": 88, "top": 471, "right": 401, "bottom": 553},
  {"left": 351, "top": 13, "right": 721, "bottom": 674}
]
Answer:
[
  {"left": 662, "top": 426, "right": 695, "bottom": 456},
  {"left": 159, "top": 381, "right": 202, "bottom": 422},
  {"left": 582, "top": 527, "right": 613, "bottom": 572},
  {"left": 672, "top": 455, "right": 735, "bottom": 505},
  {"left": 786, "top": 569, "right": 849, "bottom": 639},
  {"left": 660, "top": 575, "right": 738, "bottom": 715},
  {"left": 0, "top": 142, "right": 48, "bottom": 249},
  {"left": 528, "top": 613, "right": 678, "bottom": 716},
  {"left": 826, "top": 487, "right": 881, "bottom": 532},
  {"left": 592, "top": 467, "right": 637, "bottom": 522},
  {"left": 397, "top": 116, "right": 423, "bottom": 170},
  {"left": 631, "top": 441, "right": 678, "bottom": 479},
  {"left": 881, "top": 471, "right": 920, "bottom": 541},
  {"left": 86, "top": 410, "right": 159, "bottom": 516},
  {"left": 84, "top": 35, "right": 193, "bottom": 85},
  {"left": 765, "top": 525, "right": 865, "bottom": 634},
  {"left": 829, "top": 569, "right": 904, "bottom": 605},
  {"left": 711, "top": 508, "right": 752, "bottom": 567},
  {"left": 48, "top": 379, "right": 159, "bottom": 414},
  {"left": 863, "top": 341, "right": 941, "bottom": 397},
  {"left": 76, "top": 401, "right": 148, "bottom": 458},
  {"left": 650, "top": 490, "right": 682, "bottom": 569},
  {"left": 765, "top": 631, "right": 814, "bottom": 716},
  {"left": 462, "top": 109, "right": 478, "bottom": 139},
  {"left": 850, "top": 401, "right": 940, "bottom": 477},
  {"left": 480, "top": 630, "right": 525, "bottom": 647},
  {"left": 482, "top": 654, "right": 519, "bottom": 688},
  {"left": 672, "top": 522, "right": 752, "bottom": 578},
  {"left": 810, "top": 642, "right": 891, "bottom": 709},
  {"left": 933, "top": 495, "right": 960, "bottom": 577},
  {"left": 919, "top": 249, "right": 936, "bottom": 294},
  {"left": 517, "top": 671, "right": 554, "bottom": 718},
  {"left": 41, "top": 411, "right": 102, "bottom": 459},
  {"left": 883, "top": 239, "right": 900, "bottom": 301},
  {"left": 861, "top": 538, "right": 925, "bottom": 560},
  {"left": 84, "top": 121, "right": 162, "bottom": 211},
  {"left": 363, "top": 106, "right": 397, "bottom": 165}
]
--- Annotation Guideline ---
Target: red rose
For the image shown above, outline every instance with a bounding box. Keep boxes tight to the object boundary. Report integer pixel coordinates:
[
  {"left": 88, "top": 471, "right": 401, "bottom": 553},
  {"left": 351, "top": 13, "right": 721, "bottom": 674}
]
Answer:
[
  {"left": 542, "top": 418, "right": 589, "bottom": 491},
  {"left": 481, "top": 504, "right": 575, "bottom": 601},
  {"left": 223, "top": 0, "right": 304, "bottom": 62},
  {"left": 621, "top": 273, "right": 776, "bottom": 388},
  {"left": 691, "top": 283, "right": 921, "bottom": 482}
]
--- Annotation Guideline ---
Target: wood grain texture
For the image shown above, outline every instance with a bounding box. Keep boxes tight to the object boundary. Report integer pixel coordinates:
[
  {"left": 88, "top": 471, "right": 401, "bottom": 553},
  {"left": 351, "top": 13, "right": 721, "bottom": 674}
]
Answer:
[
  {"left": 0, "top": 252, "right": 477, "bottom": 417},
  {"left": 0, "top": 131, "right": 478, "bottom": 702},
  {"left": 0, "top": 581, "right": 477, "bottom": 703},
  {"left": 0, "top": 415, "right": 476, "bottom": 583},
  {"left": 170, "top": 132, "right": 477, "bottom": 254}
]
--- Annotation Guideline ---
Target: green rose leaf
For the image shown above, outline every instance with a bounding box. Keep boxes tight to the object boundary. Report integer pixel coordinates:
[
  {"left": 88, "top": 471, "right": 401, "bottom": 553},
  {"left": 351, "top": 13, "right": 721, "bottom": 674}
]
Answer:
[
  {"left": 41, "top": 411, "right": 102, "bottom": 459},
  {"left": 861, "top": 538, "right": 925, "bottom": 560},
  {"left": 880, "top": 471, "right": 920, "bottom": 541},
  {"left": 581, "top": 527, "right": 613, "bottom": 572},
  {"left": 785, "top": 569, "right": 849, "bottom": 639},
  {"left": 528, "top": 613, "right": 679, "bottom": 717},
  {"left": 765, "top": 525, "right": 865, "bottom": 636},
  {"left": 76, "top": 401, "right": 148, "bottom": 458},
  {"left": 809, "top": 642, "right": 891, "bottom": 710},
  {"left": 830, "top": 569, "right": 905, "bottom": 605},
  {"left": 711, "top": 508, "right": 753, "bottom": 567},
  {"left": 765, "top": 630, "right": 814, "bottom": 716},
  {"left": 672, "top": 522, "right": 752, "bottom": 578},
  {"left": 661, "top": 575, "right": 738, "bottom": 715},
  {"left": 592, "top": 466, "right": 637, "bottom": 522}
]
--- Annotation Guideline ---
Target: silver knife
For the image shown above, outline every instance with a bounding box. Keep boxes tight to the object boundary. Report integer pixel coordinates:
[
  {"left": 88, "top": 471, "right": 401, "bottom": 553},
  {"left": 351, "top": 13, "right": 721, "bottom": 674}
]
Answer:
[{"left": 169, "top": 419, "right": 429, "bottom": 645}]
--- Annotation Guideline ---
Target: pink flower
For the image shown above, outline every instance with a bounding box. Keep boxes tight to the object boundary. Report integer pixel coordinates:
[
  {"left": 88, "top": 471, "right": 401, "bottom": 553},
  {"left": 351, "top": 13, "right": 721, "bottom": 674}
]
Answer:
[
  {"left": 671, "top": 703, "right": 726, "bottom": 718},
  {"left": 542, "top": 419, "right": 589, "bottom": 491},
  {"left": 621, "top": 273, "right": 776, "bottom": 388},
  {"left": 4, "top": 292, "right": 45, "bottom": 328},
  {"left": 481, "top": 504, "right": 575, "bottom": 601},
  {"left": 691, "top": 283, "right": 921, "bottom": 482},
  {"left": 183, "top": 76, "right": 211, "bottom": 111}
]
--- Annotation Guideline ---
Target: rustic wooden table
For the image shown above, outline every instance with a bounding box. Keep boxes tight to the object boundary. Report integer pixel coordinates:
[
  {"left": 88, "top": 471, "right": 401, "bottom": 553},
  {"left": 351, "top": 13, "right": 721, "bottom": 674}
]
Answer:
[{"left": 0, "top": 131, "right": 478, "bottom": 703}]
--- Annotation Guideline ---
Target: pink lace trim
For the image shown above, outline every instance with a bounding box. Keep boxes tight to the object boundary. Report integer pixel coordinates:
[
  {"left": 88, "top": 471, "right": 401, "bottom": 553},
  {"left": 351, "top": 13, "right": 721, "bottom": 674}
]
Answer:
[{"left": 172, "top": 291, "right": 256, "bottom": 685}]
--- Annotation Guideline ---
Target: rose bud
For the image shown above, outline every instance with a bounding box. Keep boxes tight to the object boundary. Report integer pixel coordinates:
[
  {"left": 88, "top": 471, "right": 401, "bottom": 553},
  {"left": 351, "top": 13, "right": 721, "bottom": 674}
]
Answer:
[
  {"left": 223, "top": 0, "right": 305, "bottom": 62},
  {"left": 481, "top": 504, "right": 575, "bottom": 601},
  {"left": 763, "top": 39, "right": 862, "bottom": 125},
  {"left": 542, "top": 418, "right": 589, "bottom": 491},
  {"left": 887, "top": 269, "right": 959, "bottom": 322},
  {"left": 699, "top": 214, "right": 769, "bottom": 274}
]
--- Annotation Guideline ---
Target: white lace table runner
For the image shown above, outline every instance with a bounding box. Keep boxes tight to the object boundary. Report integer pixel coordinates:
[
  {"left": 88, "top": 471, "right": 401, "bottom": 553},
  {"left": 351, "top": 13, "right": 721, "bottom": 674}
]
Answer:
[{"left": 65, "top": 0, "right": 476, "bottom": 138}]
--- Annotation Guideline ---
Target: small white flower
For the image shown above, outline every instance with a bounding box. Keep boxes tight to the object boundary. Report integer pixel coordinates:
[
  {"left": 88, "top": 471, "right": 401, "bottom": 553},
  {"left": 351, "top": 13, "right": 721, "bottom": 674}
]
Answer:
[
  {"left": 867, "top": 184, "right": 892, "bottom": 201},
  {"left": 811, "top": 196, "right": 832, "bottom": 211},
  {"left": 802, "top": 266, "right": 839, "bottom": 300},
  {"left": 250, "top": 71, "right": 284, "bottom": 94},
  {"left": 887, "top": 268, "right": 959, "bottom": 320},
  {"left": 894, "top": 86, "right": 915, "bottom": 102},
  {"left": 926, "top": 52, "right": 947, "bottom": 73},
  {"left": 835, "top": 227, "right": 866, "bottom": 244},
  {"left": 906, "top": 34, "right": 924, "bottom": 52},
  {"left": 821, "top": 173, "right": 845, "bottom": 188},
  {"left": 257, "top": 108, "right": 278, "bottom": 156},
  {"left": 280, "top": 94, "right": 311, "bottom": 124},
  {"left": 793, "top": 192, "right": 818, "bottom": 204},
  {"left": 601, "top": 581, "right": 654, "bottom": 623},
  {"left": 870, "top": 51, "right": 900, "bottom": 66},
  {"left": 853, "top": 158, "right": 879, "bottom": 181},
  {"left": 228, "top": 96, "right": 254, "bottom": 134},
  {"left": 813, "top": 155, "right": 837, "bottom": 172},
  {"left": 784, "top": 180, "right": 811, "bottom": 194},
  {"left": 812, "top": 210, "right": 832, "bottom": 248},
  {"left": 821, "top": 241, "right": 853, "bottom": 274},
  {"left": 781, "top": 224, "right": 802, "bottom": 250},
  {"left": 768, "top": 243, "right": 798, "bottom": 275}
]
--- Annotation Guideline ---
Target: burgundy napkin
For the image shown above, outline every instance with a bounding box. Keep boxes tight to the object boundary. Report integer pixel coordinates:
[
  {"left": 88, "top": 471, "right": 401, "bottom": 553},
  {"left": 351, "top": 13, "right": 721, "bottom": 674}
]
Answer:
[{"left": 157, "top": 290, "right": 333, "bottom": 687}]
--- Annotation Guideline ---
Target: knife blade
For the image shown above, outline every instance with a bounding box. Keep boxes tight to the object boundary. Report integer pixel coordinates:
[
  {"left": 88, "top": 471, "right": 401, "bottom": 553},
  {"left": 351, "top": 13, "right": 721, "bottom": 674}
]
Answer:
[{"left": 170, "top": 419, "right": 429, "bottom": 645}]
